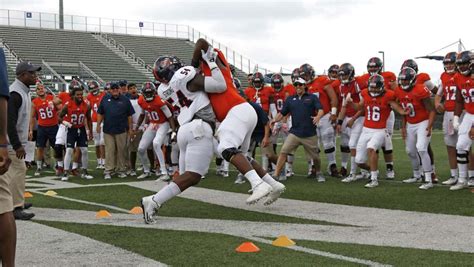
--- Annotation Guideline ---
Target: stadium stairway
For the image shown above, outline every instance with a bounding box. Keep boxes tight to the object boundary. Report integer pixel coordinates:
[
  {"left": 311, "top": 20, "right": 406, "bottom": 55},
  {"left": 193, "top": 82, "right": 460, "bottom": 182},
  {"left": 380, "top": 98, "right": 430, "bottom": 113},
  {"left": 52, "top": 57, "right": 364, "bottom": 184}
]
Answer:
[{"left": 0, "top": 26, "right": 149, "bottom": 83}]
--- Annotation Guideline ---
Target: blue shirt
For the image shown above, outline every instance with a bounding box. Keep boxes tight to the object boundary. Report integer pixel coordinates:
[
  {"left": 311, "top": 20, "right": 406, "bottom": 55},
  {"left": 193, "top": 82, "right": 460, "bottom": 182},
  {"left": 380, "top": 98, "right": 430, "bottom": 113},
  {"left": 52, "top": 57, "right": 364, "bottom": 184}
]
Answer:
[
  {"left": 281, "top": 92, "right": 322, "bottom": 138},
  {"left": 97, "top": 94, "right": 135, "bottom": 135},
  {"left": 0, "top": 49, "right": 9, "bottom": 99},
  {"left": 248, "top": 101, "right": 269, "bottom": 140}
]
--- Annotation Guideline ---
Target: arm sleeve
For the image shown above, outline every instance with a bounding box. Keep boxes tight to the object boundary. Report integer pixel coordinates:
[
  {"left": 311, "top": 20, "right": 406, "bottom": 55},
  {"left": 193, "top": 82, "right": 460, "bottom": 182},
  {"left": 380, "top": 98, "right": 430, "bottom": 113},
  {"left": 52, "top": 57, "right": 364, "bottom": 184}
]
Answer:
[
  {"left": 204, "top": 68, "right": 227, "bottom": 93},
  {"left": 0, "top": 49, "right": 9, "bottom": 99},
  {"left": 7, "top": 92, "right": 22, "bottom": 150}
]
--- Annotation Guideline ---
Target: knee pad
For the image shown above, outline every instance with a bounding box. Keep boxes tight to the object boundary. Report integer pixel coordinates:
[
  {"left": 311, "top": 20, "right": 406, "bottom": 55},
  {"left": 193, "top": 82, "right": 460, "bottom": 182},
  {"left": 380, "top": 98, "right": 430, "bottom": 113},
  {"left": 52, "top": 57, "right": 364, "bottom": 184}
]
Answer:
[
  {"left": 340, "top": 145, "right": 350, "bottom": 153},
  {"left": 457, "top": 151, "right": 469, "bottom": 164},
  {"left": 324, "top": 147, "right": 335, "bottom": 154},
  {"left": 221, "top": 147, "right": 241, "bottom": 162},
  {"left": 215, "top": 157, "right": 223, "bottom": 166},
  {"left": 382, "top": 147, "right": 393, "bottom": 155},
  {"left": 54, "top": 144, "right": 64, "bottom": 158}
]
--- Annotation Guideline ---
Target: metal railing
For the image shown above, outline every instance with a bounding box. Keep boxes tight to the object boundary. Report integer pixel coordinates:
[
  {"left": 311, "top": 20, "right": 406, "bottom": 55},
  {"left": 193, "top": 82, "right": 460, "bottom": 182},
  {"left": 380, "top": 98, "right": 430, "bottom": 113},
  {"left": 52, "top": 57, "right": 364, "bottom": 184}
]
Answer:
[
  {"left": 79, "top": 61, "right": 104, "bottom": 85},
  {"left": 0, "top": 8, "right": 290, "bottom": 75}
]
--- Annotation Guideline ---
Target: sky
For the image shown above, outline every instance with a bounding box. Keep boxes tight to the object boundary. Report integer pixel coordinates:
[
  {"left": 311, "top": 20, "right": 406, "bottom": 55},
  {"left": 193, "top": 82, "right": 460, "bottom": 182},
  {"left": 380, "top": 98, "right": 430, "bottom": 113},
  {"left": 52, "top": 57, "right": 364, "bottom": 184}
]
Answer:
[{"left": 1, "top": 0, "right": 473, "bottom": 82}]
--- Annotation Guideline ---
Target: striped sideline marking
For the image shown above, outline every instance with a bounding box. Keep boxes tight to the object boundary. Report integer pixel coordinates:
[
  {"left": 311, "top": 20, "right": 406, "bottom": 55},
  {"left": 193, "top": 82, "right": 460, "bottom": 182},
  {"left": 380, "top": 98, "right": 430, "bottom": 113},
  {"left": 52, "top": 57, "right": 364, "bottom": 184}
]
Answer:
[{"left": 28, "top": 182, "right": 390, "bottom": 266}]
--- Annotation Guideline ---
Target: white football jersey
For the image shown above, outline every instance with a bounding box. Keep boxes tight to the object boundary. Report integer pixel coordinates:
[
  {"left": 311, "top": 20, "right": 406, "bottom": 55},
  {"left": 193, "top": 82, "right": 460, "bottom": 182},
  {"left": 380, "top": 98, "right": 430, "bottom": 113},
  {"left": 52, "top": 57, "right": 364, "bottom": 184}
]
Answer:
[{"left": 158, "top": 66, "right": 214, "bottom": 125}]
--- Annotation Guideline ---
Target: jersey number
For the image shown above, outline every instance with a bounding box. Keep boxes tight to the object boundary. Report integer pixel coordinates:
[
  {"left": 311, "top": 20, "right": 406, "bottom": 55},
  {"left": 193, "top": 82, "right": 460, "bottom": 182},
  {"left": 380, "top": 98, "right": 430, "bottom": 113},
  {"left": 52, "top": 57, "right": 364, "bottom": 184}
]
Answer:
[
  {"left": 461, "top": 88, "right": 474, "bottom": 103},
  {"left": 70, "top": 114, "right": 85, "bottom": 125},
  {"left": 176, "top": 90, "right": 192, "bottom": 107},
  {"left": 180, "top": 68, "right": 191, "bottom": 76},
  {"left": 445, "top": 86, "right": 456, "bottom": 101},
  {"left": 366, "top": 106, "right": 380, "bottom": 121},
  {"left": 38, "top": 108, "right": 54, "bottom": 119},
  {"left": 149, "top": 111, "right": 160, "bottom": 121},
  {"left": 401, "top": 103, "right": 416, "bottom": 117},
  {"left": 276, "top": 99, "right": 284, "bottom": 111}
]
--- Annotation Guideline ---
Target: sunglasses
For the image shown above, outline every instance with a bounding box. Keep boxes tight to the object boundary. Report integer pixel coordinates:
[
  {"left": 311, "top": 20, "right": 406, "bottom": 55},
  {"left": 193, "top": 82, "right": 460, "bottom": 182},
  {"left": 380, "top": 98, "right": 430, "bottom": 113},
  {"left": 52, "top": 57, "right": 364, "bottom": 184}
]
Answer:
[{"left": 293, "top": 82, "right": 305, "bottom": 87}]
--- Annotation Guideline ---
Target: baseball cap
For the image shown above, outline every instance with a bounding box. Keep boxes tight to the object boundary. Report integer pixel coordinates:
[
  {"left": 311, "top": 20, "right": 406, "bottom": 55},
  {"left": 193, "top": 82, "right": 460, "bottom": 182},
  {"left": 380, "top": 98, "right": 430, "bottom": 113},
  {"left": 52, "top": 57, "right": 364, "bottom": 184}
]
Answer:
[
  {"left": 118, "top": 80, "right": 128, "bottom": 86},
  {"left": 110, "top": 82, "right": 120, "bottom": 89},
  {"left": 15, "top": 61, "right": 41, "bottom": 76},
  {"left": 293, "top": 77, "right": 306, "bottom": 85}
]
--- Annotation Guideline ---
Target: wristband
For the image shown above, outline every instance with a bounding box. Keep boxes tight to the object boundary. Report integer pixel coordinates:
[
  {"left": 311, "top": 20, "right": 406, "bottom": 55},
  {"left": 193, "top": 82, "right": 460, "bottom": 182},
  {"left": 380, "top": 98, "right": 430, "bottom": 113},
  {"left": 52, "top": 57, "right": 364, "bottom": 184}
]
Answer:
[
  {"left": 331, "top": 107, "right": 337, "bottom": 115},
  {"left": 337, "top": 120, "right": 343, "bottom": 126},
  {"left": 0, "top": 143, "right": 8, "bottom": 148}
]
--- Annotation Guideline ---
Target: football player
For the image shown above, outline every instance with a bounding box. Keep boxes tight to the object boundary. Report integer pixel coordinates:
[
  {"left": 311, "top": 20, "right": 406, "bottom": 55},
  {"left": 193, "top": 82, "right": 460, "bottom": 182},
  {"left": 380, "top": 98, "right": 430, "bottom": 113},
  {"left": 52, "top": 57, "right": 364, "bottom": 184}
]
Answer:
[
  {"left": 86, "top": 80, "right": 106, "bottom": 169},
  {"left": 347, "top": 74, "right": 407, "bottom": 188},
  {"left": 300, "top": 63, "right": 339, "bottom": 177},
  {"left": 396, "top": 67, "right": 436, "bottom": 190}
]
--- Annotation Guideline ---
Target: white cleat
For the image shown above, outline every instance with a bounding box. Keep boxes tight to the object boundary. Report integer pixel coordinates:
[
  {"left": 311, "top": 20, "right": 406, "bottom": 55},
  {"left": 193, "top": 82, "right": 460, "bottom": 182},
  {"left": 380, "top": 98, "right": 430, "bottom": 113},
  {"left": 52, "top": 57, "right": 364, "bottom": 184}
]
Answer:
[
  {"left": 341, "top": 174, "right": 355, "bottom": 183},
  {"left": 419, "top": 183, "right": 433, "bottom": 190},
  {"left": 118, "top": 172, "right": 127, "bottom": 179},
  {"left": 364, "top": 180, "right": 379, "bottom": 188},
  {"left": 141, "top": 196, "right": 160, "bottom": 224},
  {"left": 137, "top": 172, "right": 151, "bottom": 180},
  {"left": 104, "top": 173, "right": 112, "bottom": 180},
  {"left": 317, "top": 174, "right": 326, "bottom": 183},
  {"left": 263, "top": 182, "right": 286, "bottom": 206},
  {"left": 386, "top": 170, "right": 395, "bottom": 180},
  {"left": 442, "top": 177, "right": 458, "bottom": 186},
  {"left": 234, "top": 174, "right": 246, "bottom": 184},
  {"left": 157, "top": 173, "right": 171, "bottom": 182},
  {"left": 355, "top": 171, "right": 370, "bottom": 181},
  {"left": 222, "top": 171, "right": 229, "bottom": 178},
  {"left": 450, "top": 181, "right": 468, "bottom": 191},
  {"left": 61, "top": 175, "right": 69, "bottom": 181},
  {"left": 468, "top": 177, "right": 474, "bottom": 187},
  {"left": 81, "top": 173, "right": 94, "bottom": 180},
  {"left": 403, "top": 177, "right": 422, "bottom": 184},
  {"left": 34, "top": 169, "right": 41, "bottom": 176},
  {"left": 246, "top": 182, "right": 272, "bottom": 205}
]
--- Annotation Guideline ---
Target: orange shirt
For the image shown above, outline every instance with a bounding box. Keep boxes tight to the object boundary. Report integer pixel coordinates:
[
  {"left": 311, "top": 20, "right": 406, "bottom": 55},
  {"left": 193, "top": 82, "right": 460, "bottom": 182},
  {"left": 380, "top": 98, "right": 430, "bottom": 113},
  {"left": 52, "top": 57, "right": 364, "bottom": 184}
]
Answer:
[
  {"left": 58, "top": 92, "right": 71, "bottom": 108},
  {"left": 87, "top": 92, "right": 105, "bottom": 122},
  {"left": 201, "top": 49, "right": 246, "bottom": 122},
  {"left": 361, "top": 89, "right": 396, "bottom": 129},
  {"left": 439, "top": 72, "right": 458, "bottom": 112},
  {"left": 273, "top": 86, "right": 295, "bottom": 112},
  {"left": 307, "top": 75, "right": 333, "bottom": 114},
  {"left": 67, "top": 100, "right": 88, "bottom": 128},
  {"left": 244, "top": 86, "right": 274, "bottom": 113},
  {"left": 32, "top": 95, "right": 59, "bottom": 127},
  {"left": 137, "top": 95, "right": 168, "bottom": 124},
  {"left": 339, "top": 79, "right": 364, "bottom": 117},
  {"left": 358, "top": 71, "right": 396, "bottom": 90},
  {"left": 415, "top": 72, "right": 431, "bottom": 85},
  {"left": 395, "top": 84, "right": 431, "bottom": 124},
  {"left": 454, "top": 73, "right": 474, "bottom": 115}
]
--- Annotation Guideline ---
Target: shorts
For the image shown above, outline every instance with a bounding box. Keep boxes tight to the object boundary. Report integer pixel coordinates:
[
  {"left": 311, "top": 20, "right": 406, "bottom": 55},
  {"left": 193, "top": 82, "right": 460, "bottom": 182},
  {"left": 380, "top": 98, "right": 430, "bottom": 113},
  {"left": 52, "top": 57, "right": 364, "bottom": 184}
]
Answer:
[
  {"left": 36, "top": 125, "right": 59, "bottom": 148},
  {"left": 66, "top": 127, "right": 88, "bottom": 148},
  {"left": 55, "top": 124, "right": 68, "bottom": 146},
  {"left": 280, "top": 133, "right": 319, "bottom": 159},
  {"left": 355, "top": 127, "right": 388, "bottom": 164}
]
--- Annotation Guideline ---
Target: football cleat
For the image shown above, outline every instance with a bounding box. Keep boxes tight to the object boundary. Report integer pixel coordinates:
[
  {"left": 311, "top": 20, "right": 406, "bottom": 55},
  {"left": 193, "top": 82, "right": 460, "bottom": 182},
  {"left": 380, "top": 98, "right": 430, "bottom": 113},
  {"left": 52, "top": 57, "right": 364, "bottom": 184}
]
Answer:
[
  {"left": 263, "top": 182, "right": 286, "bottom": 206},
  {"left": 34, "top": 168, "right": 41, "bottom": 177},
  {"left": 419, "top": 183, "right": 433, "bottom": 190},
  {"left": 81, "top": 170, "right": 93, "bottom": 180},
  {"left": 118, "top": 172, "right": 127, "bottom": 179},
  {"left": 137, "top": 172, "right": 151, "bottom": 180},
  {"left": 468, "top": 177, "right": 474, "bottom": 187},
  {"left": 355, "top": 171, "right": 371, "bottom": 181},
  {"left": 341, "top": 174, "right": 355, "bottom": 183},
  {"left": 442, "top": 177, "right": 458, "bottom": 185},
  {"left": 386, "top": 170, "right": 395, "bottom": 180},
  {"left": 450, "top": 181, "right": 468, "bottom": 191},
  {"left": 317, "top": 174, "right": 326, "bottom": 183},
  {"left": 403, "top": 177, "right": 422, "bottom": 183},
  {"left": 141, "top": 196, "right": 160, "bottom": 224},
  {"left": 157, "top": 173, "right": 171, "bottom": 182},
  {"left": 246, "top": 182, "right": 272, "bottom": 205},
  {"left": 130, "top": 170, "right": 137, "bottom": 176},
  {"left": 61, "top": 173, "right": 69, "bottom": 181},
  {"left": 104, "top": 173, "right": 112, "bottom": 180},
  {"left": 365, "top": 180, "right": 379, "bottom": 188},
  {"left": 222, "top": 171, "right": 229, "bottom": 178},
  {"left": 234, "top": 174, "right": 246, "bottom": 184}
]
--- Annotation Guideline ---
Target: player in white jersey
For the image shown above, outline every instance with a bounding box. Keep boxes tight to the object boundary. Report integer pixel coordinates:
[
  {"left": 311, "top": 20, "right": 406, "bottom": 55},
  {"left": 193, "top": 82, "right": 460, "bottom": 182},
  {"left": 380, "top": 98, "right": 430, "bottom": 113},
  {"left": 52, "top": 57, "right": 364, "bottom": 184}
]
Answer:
[{"left": 141, "top": 53, "right": 221, "bottom": 224}]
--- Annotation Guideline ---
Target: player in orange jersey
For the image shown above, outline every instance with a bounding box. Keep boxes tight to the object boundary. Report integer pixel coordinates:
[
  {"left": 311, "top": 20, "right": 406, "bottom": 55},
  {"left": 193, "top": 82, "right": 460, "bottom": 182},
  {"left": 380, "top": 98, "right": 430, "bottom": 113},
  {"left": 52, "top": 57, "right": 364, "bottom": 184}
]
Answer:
[
  {"left": 135, "top": 82, "right": 176, "bottom": 180},
  {"left": 299, "top": 63, "right": 339, "bottom": 177},
  {"left": 450, "top": 51, "right": 474, "bottom": 190},
  {"left": 346, "top": 74, "right": 407, "bottom": 188},
  {"left": 434, "top": 52, "right": 460, "bottom": 185},
  {"left": 244, "top": 72, "right": 275, "bottom": 114},
  {"left": 395, "top": 67, "right": 436, "bottom": 190},
  {"left": 86, "top": 80, "right": 106, "bottom": 169},
  {"left": 29, "top": 81, "right": 62, "bottom": 176},
  {"left": 58, "top": 80, "right": 93, "bottom": 181}
]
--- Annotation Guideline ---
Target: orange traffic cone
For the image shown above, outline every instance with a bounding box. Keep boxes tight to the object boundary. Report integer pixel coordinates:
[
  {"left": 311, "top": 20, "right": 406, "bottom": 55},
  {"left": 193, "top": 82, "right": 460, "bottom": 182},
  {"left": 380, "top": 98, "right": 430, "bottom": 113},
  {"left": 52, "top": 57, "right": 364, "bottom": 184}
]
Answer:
[
  {"left": 96, "top": 210, "right": 112, "bottom": 219},
  {"left": 24, "top": 192, "right": 33, "bottom": 198},
  {"left": 235, "top": 242, "right": 260, "bottom": 253},
  {"left": 272, "top": 235, "right": 296, "bottom": 247},
  {"left": 129, "top": 206, "right": 143, "bottom": 214}
]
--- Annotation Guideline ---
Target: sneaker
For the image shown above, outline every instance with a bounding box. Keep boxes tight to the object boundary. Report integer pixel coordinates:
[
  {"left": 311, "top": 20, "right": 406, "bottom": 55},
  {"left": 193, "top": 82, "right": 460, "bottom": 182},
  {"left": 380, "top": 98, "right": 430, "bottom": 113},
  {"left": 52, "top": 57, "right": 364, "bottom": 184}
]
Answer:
[
  {"left": 317, "top": 174, "right": 326, "bottom": 183},
  {"left": 61, "top": 173, "right": 69, "bottom": 181},
  {"left": 263, "top": 182, "right": 286, "bottom": 206},
  {"left": 130, "top": 170, "right": 137, "bottom": 176},
  {"left": 137, "top": 172, "right": 151, "bottom": 179},
  {"left": 355, "top": 171, "right": 370, "bottom": 181},
  {"left": 118, "top": 172, "right": 127, "bottom": 178},
  {"left": 419, "top": 183, "right": 433, "bottom": 190},
  {"left": 386, "top": 170, "right": 395, "bottom": 180},
  {"left": 365, "top": 180, "right": 379, "bottom": 188},
  {"left": 141, "top": 196, "right": 160, "bottom": 224},
  {"left": 339, "top": 167, "right": 348, "bottom": 177},
  {"left": 234, "top": 174, "right": 246, "bottom": 184},
  {"left": 222, "top": 171, "right": 229, "bottom": 178},
  {"left": 431, "top": 173, "right": 439, "bottom": 184},
  {"left": 216, "top": 169, "right": 223, "bottom": 176},
  {"left": 81, "top": 170, "right": 93, "bottom": 180},
  {"left": 285, "top": 169, "right": 294, "bottom": 178},
  {"left": 246, "top": 182, "right": 272, "bottom": 205},
  {"left": 450, "top": 181, "right": 468, "bottom": 191},
  {"left": 442, "top": 177, "right": 458, "bottom": 185},
  {"left": 468, "top": 177, "right": 474, "bottom": 187},
  {"left": 341, "top": 174, "right": 355, "bottom": 183},
  {"left": 278, "top": 172, "right": 287, "bottom": 181},
  {"left": 104, "top": 173, "right": 112, "bottom": 180},
  {"left": 403, "top": 177, "right": 422, "bottom": 183},
  {"left": 329, "top": 164, "right": 340, "bottom": 178},
  {"left": 34, "top": 168, "right": 41, "bottom": 176},
  {"left": 13, "top": 208, "right": 35, "bottom": 220},
  {"left": 157, "top": 173, "right": 171, "bottom": 182}
]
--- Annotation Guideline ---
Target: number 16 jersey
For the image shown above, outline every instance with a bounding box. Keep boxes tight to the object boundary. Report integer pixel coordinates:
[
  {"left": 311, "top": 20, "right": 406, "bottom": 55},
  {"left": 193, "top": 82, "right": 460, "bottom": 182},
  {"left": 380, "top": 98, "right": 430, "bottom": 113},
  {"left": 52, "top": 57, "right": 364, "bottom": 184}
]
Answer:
[{"left": 361, "top": 89, "right": 395, "bottom": 129}]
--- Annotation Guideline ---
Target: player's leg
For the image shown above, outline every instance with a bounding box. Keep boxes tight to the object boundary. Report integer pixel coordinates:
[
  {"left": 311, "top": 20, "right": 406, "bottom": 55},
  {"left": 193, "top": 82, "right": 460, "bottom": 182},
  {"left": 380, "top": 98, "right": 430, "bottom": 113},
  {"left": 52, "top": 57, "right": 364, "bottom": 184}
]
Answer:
[
  {"left": 153, "top": 122, "right": 170, "bottom": 180},
  {"left": 137, "top": 125, "right": 155, "bottom": 178},
  {"left": 403, "top": 123, "right": 422, "bottom": 183},
  {"left": 451, "top": 114, "right": 473, "bottom": 190}
]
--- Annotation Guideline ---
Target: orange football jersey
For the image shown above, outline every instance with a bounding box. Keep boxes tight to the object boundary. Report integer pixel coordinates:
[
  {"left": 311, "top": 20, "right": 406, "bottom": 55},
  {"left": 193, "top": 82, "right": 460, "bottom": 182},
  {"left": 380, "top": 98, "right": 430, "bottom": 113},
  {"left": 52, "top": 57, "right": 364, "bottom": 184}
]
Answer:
[
  {"left": 307, "top": 75, "right": 333, "bottom": 114},
  {"left": 201, "top": 49, "right": 246, "bottom": 122},
  {"left": 67, "top": 100, "right": 88, "bottom": 128},
  {"left": 339, "top": 79, "right": 364, "bottom": 117},
  {"left": 273, "top": 86, "right": 295, "bottom": 112},
  {"left": 415, "top": 72, "right": 431, "bottom": 85},
  {"left": 32, "top": 95, "right": 58, "bottom": 127},
  {"left": 395, "top": 84, "right": 431, "bottom": 124},
  {"left": 138, "top": 95, "right": 168, "bottom": 124},
  {"left": 244, "top": 86, "right": 274, "bottom": 113},
  {"left": 439, "top": 72, "right": 457, "bottom": 112},
  {"left": 358, "top": 71, "right": 396, "bottom": 90},
  {"left": 361, "top": 89, "right": 396, "bottom": 129},
  {"left": 87, "top": 92, "right": 105, "bottom": 122},
  {"left": 454, "top": 73, "right": 474, "bottom": 115}
]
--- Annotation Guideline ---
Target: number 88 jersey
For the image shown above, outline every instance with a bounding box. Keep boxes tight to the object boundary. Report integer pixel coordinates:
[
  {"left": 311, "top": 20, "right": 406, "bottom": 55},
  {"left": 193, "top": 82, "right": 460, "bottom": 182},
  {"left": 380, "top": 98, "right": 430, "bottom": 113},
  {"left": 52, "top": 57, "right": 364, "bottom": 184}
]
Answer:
[
  {"left": 159, "top": 66, "right": 212, "bottom": 125},
  {"left": 361, "top": 89, "right": 396, "bottom": 129}
]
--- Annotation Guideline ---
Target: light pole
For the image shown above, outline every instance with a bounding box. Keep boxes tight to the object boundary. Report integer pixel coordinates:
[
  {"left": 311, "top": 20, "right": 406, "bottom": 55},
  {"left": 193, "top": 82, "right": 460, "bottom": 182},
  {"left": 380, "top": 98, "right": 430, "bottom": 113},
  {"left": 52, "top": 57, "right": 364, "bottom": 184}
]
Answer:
[{"left": 378, "top": 51, "right": 385, "bottom": 72}]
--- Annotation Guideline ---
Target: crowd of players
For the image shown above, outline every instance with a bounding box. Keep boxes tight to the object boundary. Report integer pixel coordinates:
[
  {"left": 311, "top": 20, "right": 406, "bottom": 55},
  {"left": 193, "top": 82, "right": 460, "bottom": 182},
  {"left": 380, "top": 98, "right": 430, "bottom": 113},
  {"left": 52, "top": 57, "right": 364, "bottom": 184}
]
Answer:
[{"left": 27, "top": 40, "right": 474, "bottom": 213}]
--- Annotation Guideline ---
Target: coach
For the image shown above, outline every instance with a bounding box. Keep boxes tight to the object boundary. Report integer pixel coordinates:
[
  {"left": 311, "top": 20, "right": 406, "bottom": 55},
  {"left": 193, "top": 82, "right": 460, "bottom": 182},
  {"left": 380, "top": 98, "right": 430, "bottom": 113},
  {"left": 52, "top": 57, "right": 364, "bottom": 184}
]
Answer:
[
  {"left": 272, "top": 77, "right": 325, "bottom": 181},
  {"left": 97, "top": 82, "right": 134, "bottom": 179}
]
